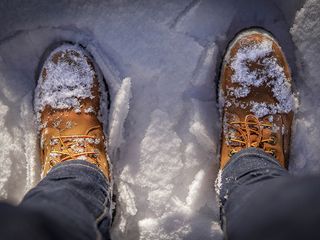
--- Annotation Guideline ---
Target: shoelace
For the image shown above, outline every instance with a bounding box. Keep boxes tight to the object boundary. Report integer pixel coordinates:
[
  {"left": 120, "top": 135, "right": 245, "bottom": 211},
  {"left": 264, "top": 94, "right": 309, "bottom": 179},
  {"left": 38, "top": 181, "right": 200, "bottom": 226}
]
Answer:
[
  {"left": 228, "top": 114, "right": 276, "bottom": 156},
  {"left": 49, "top": 125, "right": 101, "bottom": 166}
]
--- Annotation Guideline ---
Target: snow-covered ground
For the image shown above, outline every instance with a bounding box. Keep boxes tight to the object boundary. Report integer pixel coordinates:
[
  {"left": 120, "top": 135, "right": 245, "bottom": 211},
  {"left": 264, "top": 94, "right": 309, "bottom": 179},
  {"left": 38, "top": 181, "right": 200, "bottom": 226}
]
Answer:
[{"left": 0, "top": 0, "right": 318, "bottom": 239}]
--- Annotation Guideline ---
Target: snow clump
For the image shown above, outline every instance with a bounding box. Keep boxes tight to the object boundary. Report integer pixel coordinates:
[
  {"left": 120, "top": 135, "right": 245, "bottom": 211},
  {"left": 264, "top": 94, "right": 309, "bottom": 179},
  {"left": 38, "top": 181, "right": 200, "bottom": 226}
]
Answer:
[
  {"left": 230, "top": 38, "right": 294, "bottom": 117},
  {"left": 34, "top": 45, "right": 95, "bottom": 113}
]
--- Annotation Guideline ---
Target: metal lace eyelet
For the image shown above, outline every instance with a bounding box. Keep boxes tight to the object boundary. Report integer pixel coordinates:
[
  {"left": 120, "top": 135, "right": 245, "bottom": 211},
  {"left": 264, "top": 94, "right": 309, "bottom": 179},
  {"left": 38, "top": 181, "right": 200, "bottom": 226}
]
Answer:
[
  {"left": 229, "top": 150, "right": 237, "bottom": 157},
  {"left": 49, "top": 159, "right": 54, "bottom": 167},
  {"left": 269, "top": 137, "right": 276, "bottom": 145}
]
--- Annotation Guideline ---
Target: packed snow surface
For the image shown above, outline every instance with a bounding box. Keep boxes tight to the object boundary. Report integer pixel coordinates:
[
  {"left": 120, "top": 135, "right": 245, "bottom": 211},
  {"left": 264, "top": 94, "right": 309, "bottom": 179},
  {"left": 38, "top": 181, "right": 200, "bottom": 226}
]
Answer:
[{"left": 0, "top": 0, "right": 317, "bottom": 239}]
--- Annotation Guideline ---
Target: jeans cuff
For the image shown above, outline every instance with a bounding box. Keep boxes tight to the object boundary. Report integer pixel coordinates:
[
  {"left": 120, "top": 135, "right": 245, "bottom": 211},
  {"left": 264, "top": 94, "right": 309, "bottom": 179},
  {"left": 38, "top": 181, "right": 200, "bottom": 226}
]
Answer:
[
  {"left": 48, "top": 160, "right": 109, "bottom": 184},
  {"left": 217, "top": 148, "right": 287, "bottom": 206},
  {"left": 224, "top": 147, "right": 282, "bottom": 171}
]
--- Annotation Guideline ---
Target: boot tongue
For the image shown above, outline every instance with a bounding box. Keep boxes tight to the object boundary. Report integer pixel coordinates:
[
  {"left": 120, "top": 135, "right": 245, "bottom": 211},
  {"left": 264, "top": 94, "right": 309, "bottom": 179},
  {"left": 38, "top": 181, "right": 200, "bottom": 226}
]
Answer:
[{"left": 248, "top": 135, "right": 259, "bottom": 147}]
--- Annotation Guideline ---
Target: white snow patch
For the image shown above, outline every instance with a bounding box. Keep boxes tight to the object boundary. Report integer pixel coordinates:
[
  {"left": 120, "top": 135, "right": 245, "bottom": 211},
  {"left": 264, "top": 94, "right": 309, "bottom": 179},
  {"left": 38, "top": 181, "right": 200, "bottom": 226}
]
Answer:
[
  {"left": 250, "top": 101, "right": 275, "bottom": 118},
  {"left": 138, "top": 215, "right": 192, "bottom": 240},
  {"left": 290, "top": 0, "right": 320, "bottom": 173},
  {"left": 118, "top": 181, "right": 138, "bottom": 216},
  {"left": 108, "top": 77, "right": 132, "bottom": 159},
  {"left": 231, "top": 40, "right": 274, "bottom": 87},
  {"left": 84, "top": 106, "right": 95, "bottom": 113},
  {"left": 20, "top": 93, "right": 39, "bottom": 191},
  {"left": 137, "top": 109, "right": 183, "bottom": 191},
  {"left": 0, "top": 102, "right": 11, "bottom": 199},
  {"left": 230, "top": 38, "right": 294, "bottom": 117},
  {"left": 190, "top": 121, "right": 214, "bottom": 154},
  {"left": 186, "top": 170, "right": 206, "bottom": 210},
  {"left": 34, "top": 45, "right": 95, "bottom": 113},
  {"left": 214, "top": 170, "right": 223, "bottom": 197}
]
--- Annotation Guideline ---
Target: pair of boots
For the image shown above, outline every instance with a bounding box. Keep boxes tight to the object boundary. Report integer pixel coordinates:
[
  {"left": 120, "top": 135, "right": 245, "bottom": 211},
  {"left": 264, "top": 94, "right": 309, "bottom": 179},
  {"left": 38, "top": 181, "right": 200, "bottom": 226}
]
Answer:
[{"left": 36, "top": 29, "right": 294, "bottom": 182}]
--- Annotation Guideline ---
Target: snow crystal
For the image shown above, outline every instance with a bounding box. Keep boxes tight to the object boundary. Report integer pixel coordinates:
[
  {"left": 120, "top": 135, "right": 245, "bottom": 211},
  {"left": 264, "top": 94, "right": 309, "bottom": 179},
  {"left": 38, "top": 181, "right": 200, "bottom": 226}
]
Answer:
[
  {"left": 231, "top": 39, "right": 273, "bottom": 87},
  {"left": 268, "top": 115, "right": 274, "bottom": 123},
  {"left": 229, "top": 36, "right": 294, "bottom": 117},
  {"left": 214, "top": 170, "right": 223, "bottom": 197},
  {"left": 234, "top": 86, "right": 250, "bottom": 98},
  {"left": 84, "top": 106, "right": 95, "bottom": 113},
  {"left": 52, "top": 119, "right": 62, "bottom": 128},
  {"left": 90, "top": 138, "right": 100, "bottom": 145},
  {"left": 77, "top": 155, "right": 88, "bottom": 161},
  {"left": 250, "top": 101, "right": 275, "bottom": 118},
  {"left": 50, "top": 138, "right": 59, "bottom": 146},
  {"left": 49, "top": 152, "right": 61, "bottom": 158},
  {"left": 65, "top": 121, "right": 73, "bottom": 129},
  {"left": 34, "top": 45, "right": 95, "bottom": 113}
]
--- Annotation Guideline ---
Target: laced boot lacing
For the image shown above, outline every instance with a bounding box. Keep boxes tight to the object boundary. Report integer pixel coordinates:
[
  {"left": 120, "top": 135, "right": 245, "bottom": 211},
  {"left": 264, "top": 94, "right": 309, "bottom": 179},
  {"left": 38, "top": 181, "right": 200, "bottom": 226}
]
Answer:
[
  {"left": 228, "top": 114, "right": 277, "bottom": 157},
  {"left": 48, "top": 125, "right": 103, "bottom": 167}
]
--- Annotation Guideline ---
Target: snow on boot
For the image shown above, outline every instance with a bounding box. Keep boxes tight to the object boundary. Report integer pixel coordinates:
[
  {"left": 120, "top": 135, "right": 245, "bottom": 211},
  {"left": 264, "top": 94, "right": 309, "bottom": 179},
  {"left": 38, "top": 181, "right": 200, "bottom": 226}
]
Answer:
[
  {"left": 219, "top": 29, "right": 294, "bottom": 169},
  {"left": 34, "top": 44, "right": 111, "bottom": 179}
]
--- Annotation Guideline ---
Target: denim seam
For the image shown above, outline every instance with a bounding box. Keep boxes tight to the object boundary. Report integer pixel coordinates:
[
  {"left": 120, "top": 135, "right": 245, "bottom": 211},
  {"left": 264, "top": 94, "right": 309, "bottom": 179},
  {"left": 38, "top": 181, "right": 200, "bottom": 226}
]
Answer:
[
  {"left": 95, "top": 190, "right": 111, "bottom": 223},
  {"left": 94, "top": 183, "right": 111, "bottom": 240},
  {"left": 94, "top": 221, "right": 103, "bottom": 240}
]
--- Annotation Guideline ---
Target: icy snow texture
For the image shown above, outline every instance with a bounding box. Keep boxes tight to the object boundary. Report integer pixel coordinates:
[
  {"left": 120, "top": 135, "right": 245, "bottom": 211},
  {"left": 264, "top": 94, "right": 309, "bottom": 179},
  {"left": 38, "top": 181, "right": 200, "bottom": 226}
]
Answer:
[
  {"left": 109, "top": 77, "right": 132, "bottom": 160},
  {"left": 230, "top": 38, "right": 294, "bottom": 118},
  {"left": 34, "top": 45, "right": 95, "bottom": 113},
  {"left": 231, "top": 40, "right": 274, "bottom": 87},
  {"left": 290, "top": 0, "right": 320, "bottom": 174},
  {"left": 0, "top": 0, "right": 314, "bottom": 239}
]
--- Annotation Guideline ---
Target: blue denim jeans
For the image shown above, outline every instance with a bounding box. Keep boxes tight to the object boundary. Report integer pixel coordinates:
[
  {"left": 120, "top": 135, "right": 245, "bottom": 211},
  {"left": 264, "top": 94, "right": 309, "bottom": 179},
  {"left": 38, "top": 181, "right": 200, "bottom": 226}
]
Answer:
[
  {"left": 0, "top": 160, "right": 112, "bottom": 240},
  {"left": 2, "top": 149, "right": 320, "bottom": 240},
  {"left": 218, "top": 147, "right": 320, "bottom": 240}
]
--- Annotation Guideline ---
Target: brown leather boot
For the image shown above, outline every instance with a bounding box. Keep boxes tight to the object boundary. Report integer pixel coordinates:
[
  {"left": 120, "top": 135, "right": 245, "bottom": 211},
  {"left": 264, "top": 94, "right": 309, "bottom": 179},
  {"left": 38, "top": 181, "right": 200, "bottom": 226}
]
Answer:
[
  {"left": 35, "top": 44, "right": 110, "bottom": 179},
  {"left": 219, "top": 29, "right": 294, "bottom": 169}
]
